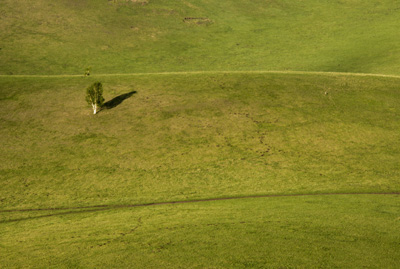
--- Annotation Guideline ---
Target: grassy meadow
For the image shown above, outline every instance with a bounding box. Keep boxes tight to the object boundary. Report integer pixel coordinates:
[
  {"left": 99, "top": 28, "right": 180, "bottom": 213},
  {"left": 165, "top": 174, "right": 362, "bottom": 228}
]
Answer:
[
  {"left": 2, "top": 195, "right": 399, "bottom": 268},
  {"left": 1, "top": 73, "right": 400, "bottom": 267},
  {"left": 1, "top": 0, "right": 400, "bottom": 75},
  {"left": 1, "top": 73, "right": 400, "bottom": 209},
  {"left": 1, "top": 0, "right": 400, "bottom": 267}
]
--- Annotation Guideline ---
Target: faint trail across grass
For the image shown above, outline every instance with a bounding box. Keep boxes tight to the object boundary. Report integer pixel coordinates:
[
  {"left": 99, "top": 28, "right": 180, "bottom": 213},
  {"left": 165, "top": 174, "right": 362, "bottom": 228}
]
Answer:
[{"left": 1, "top": 70, "right": 400, "bottom": 79}]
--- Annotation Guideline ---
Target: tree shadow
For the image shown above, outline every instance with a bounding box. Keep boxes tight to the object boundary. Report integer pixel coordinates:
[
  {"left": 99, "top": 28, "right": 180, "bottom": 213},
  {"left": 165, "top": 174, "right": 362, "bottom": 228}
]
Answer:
[{"left": 102, "top": 90, "right": 137, "bottom": 110}]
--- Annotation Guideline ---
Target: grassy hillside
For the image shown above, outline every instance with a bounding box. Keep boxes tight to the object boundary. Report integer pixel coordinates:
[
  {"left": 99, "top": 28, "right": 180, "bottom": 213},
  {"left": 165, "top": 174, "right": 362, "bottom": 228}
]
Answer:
[
  {"left": 1, "top": 195, "right": 399, "bottom": 268},
  {"left": 1, "top": 0, "right": 400, "bottom": 75},
  {"left": 1, "top": 0, "right": 400, "bottom": 267},
  {"left": 1, "top": 73, "right": 399, "bottom": 209}
]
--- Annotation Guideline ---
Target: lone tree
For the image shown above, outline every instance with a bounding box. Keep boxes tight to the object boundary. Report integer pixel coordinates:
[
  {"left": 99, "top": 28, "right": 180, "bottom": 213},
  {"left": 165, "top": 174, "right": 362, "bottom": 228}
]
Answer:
[{"left": 86, "top": 82, "right": 105, "bottom": 114}]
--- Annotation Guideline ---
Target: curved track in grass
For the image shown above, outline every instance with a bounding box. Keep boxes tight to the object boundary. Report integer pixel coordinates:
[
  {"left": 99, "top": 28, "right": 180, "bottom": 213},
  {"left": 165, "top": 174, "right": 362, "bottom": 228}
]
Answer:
[{"left": 1, "top": 192, "right": 399, "bottom": 213}]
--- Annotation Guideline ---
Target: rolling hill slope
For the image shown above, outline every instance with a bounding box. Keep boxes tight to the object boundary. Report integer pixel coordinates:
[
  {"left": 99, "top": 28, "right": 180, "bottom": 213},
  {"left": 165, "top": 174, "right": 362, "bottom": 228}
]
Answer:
[
  {"left": 1, "top": 73, "right": 399, "bottom": 208},
  {"left": 1, "top": 0, "right": 400, "bottom": 75},
  {"left": 1, "top": 1, "right": 400, "bottom": 267}
]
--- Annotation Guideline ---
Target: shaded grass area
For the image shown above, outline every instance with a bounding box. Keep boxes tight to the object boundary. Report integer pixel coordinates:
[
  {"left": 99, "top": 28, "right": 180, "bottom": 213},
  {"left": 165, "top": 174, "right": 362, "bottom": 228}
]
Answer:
[
  {"left": 1, "top": 195, "right": 399, "bottom": 267},
  {"left": 1, "top": 73, "right": 399, "bottom": 210},
  {"left": 102, "top": 90, "right": 137, "bottom": 110},
  {"left": 1, "top": 0, "right": 400, "bottom": 75}
]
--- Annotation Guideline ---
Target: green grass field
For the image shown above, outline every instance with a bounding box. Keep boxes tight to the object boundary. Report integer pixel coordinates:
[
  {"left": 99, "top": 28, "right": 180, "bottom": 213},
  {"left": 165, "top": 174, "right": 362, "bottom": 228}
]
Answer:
[
  {"left": 1, "top": 0, "right": 400, "bottom": 75},
  {"left": 2, "top": 195, "right": 399, "bottom": 268},
  {"left": 1, "top": 0, "right": 400, "bottom": 267}
]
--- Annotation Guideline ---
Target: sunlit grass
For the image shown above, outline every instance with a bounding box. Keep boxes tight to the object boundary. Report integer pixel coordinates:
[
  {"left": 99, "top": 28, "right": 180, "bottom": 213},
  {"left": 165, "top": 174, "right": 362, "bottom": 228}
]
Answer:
[
  {"left": 1, "top": 195, "right": 399, "bottom": 268},
  {"left": 1, "top": 73, "right": 399, "bottom": 209},
  {"left": 1, "top": 0, "right": 400, "bottom": 75},
  {"left": 1, "top": 0, "right": 400, "bottom": 267}
]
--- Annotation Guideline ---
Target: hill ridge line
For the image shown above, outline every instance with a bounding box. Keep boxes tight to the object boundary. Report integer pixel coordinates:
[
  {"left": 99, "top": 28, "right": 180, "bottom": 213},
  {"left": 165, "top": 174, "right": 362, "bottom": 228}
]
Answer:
[{"left": 1, "top": 70, "right": 400, "bottom": 79}]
